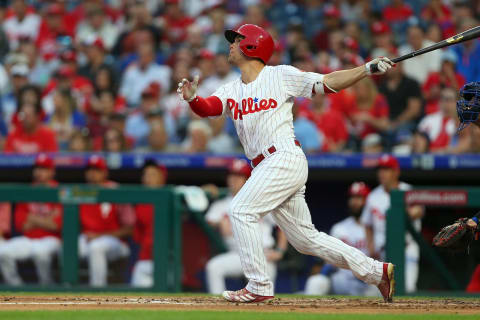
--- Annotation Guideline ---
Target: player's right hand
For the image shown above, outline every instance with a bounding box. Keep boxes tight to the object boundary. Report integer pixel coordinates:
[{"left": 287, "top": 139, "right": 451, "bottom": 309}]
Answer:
[
  {"left": 177, "top": 75, "right": 199, "bottom": 102},
  {"left": 365, "top": 57, "right": 394, "bottom": 75}
]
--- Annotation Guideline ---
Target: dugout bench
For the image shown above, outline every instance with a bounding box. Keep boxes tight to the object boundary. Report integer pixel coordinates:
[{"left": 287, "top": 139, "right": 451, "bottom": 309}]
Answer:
[{"left": 0, "top": 184, "right": 183, "bottom": 292}]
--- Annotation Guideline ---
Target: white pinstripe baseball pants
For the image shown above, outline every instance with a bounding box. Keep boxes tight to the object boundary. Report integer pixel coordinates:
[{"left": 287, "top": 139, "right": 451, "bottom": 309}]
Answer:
[{"left": 229, "top": 140, "right": 384, "bottom": 296}]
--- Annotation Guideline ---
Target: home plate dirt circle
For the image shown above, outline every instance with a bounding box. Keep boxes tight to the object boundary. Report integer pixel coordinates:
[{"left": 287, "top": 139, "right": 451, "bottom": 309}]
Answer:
[{"left": 0, "top": 295, "right": 480, "bottom": 314}]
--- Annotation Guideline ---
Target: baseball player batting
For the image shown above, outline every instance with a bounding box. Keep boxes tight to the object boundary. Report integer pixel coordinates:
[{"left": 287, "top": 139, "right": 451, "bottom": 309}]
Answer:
[{"left": 177, "top": 24, "right": 395, "bottom": 303}]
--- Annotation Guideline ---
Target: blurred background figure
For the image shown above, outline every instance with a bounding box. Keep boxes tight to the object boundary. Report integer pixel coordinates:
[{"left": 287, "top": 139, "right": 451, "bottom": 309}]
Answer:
[
  {"left": 417, "top": 86, "right": 471, "bottom": 154},
  {"left": 361, "top": 133, "right": 383, "bottom": 154},
  {"left": 361, "top": 155, "right": 423, "bottom": 293},
  {"left": 205, "top": 159, "right": 287, "bottom": 294},
  {"left": 131, "top": 159, "right": 167, "bottom": 287},
  {"left": 79, "top": 155, "right": 133, "bottom": 287},
  {"left": 4, "top": 102, "right": 58, "bottom": 153},
  {"left": 182, "top": 120, "right": 212, "bottom": 153},
  {"left": 305, "top": 182, "right": 378, "bottom": 296},
  {"left": 0, "top": 154, "right": 62, "bottom": 286}
]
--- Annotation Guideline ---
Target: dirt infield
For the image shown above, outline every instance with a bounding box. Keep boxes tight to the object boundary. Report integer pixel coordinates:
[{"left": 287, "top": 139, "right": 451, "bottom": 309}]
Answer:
[{"left": 0, "top": 295, "right": 479, "bottom": 314}]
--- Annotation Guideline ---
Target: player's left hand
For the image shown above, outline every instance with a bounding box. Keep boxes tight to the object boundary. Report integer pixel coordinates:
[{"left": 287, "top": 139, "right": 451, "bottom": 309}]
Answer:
[
  {"left": 177, "top": 75, "right": 199, "bottom": 102},
  {"left": 85, "top": 232, "right": 101, "bottom": 241},
  {"left": 365, "top": 57, "right": 394, "bottom": 75}
]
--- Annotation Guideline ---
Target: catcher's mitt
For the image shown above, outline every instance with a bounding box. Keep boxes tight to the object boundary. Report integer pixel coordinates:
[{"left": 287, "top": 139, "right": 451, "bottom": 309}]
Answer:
[{"left": 433, "top": 218, "right": 476, "bottom": 253}]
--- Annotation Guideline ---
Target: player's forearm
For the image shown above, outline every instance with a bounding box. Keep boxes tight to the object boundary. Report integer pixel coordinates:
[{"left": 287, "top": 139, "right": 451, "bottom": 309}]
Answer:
[
  {"left": 107, "top": 226, "right": 133, "bottom": 239},
  {"left": 28, "top": 215, "right": 60, "bottom": 232},
  {"left": 323, "top": 65, "right": 367, "bottom": 92},
  {"left": 188, "top": 96, "right": 223, "bottom": 118}
]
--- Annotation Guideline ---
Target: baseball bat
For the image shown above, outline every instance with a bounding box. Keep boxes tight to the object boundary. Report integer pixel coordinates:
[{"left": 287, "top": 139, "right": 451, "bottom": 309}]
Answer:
[{"left": 370, "top": 25, "right": 480, "bottom": 73}]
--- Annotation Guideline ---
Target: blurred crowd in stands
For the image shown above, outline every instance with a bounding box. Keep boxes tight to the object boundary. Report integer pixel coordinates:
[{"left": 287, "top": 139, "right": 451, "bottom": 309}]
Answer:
[{"left": 0, "top": 0, "right": 479, "bottom": 155}]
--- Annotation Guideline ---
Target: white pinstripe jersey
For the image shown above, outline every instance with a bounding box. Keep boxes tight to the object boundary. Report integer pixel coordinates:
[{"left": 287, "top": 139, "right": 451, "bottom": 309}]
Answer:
[{"left": 212, "top": 65, "right": 324, "bottom": 159}]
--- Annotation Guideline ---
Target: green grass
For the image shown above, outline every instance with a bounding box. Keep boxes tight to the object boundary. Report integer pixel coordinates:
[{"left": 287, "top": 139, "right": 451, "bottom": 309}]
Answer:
[{"left": 0, "top": 311, "right": 478, "bottom": 320}]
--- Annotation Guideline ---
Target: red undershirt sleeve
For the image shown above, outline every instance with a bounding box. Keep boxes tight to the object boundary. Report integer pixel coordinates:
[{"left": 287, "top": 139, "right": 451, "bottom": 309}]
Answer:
[{"left": 188, "top": 96, "right": 223, "bottom": 117}]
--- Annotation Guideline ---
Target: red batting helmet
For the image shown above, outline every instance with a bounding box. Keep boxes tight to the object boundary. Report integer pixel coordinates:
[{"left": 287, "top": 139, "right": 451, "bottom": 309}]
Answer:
[
  {"left": 225, "top": 24, "right": 274, "bottom": 64},
  {"left": 348, "top": 182, "right": 370, "bottom": 198}
]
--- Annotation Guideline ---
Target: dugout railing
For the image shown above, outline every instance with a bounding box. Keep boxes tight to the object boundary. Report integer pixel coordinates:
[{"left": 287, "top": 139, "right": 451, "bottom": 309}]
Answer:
[
  {"left": 0, "top": 184, "right": 183, "bottom": 292},
  {"left": 387, "top": 187, "right": 480, "bottom": 296}
]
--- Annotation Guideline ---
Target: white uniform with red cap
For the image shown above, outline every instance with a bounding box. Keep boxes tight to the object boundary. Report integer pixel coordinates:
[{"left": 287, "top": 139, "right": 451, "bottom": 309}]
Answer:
[
  {"left": 361, "top": 155, "right": 421, "bottom": 293},
  {"left": 178, "top": 24, "right": 394, "bottom": 302},
  {"left": 211, "top": 69, "right": 385, "bottom": 298},
  {"left": 305, "top": 182, "right": 378, "bottom": 296}
]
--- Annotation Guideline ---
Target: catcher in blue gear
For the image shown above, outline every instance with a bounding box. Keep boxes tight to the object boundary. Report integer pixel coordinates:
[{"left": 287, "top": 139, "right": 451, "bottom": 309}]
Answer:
[{"left": 457, "top": 82, "right": 480, "bottom": 131}]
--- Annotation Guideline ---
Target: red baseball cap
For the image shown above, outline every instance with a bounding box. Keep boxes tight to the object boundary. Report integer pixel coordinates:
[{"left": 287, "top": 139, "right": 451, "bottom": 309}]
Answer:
[
  {"left": 86, "top": 155, "right": 108, "bottom": 170},
  {"left": 377, "top": 154, "right": 400, "bottom": 170},
  {"left": 84, "top": 37, "right": 105, "bottom": 51},
  {"left": 198, "top": 49, "right": 215, "bottom": 60},
  {"left": 60, "top": 50, "right": 77, "bottom": 62},
  {"left": 228, "top": 159, "right": 251, "bottom": 178},
  {"left": 141, "top": 82, "right": 161, "bottom": 98},
  {"left": 348, "top": 182, "right": 370, "bottom": 198},
  {"left": 324, "top": 4, "right": 341, "bottom": 18},
  {"left": 57, "top": 65, "right": 76, "bottom": 78},
  {"left": 343, "top": 37, "right": 359, "bottom": 52},
  {"left": 46, "top": 3, "right": 64, "bottom": 16},
  {"left": 34, "top": 153, "right": 55, "bottom": 169},
  {"left": 371, "top": 21, "right": 391, "bottom": 35}
]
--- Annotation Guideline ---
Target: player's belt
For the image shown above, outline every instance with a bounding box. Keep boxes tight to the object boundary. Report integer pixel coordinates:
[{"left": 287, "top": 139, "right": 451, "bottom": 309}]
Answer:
[{"left": 251, "top": 140, "right": 301, "bottom": 168}]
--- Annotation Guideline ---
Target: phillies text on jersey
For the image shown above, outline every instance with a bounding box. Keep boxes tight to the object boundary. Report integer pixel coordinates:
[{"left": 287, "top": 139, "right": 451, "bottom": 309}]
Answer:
[{"left": 213, "top": 65, "right": 323, "bottom": 159}]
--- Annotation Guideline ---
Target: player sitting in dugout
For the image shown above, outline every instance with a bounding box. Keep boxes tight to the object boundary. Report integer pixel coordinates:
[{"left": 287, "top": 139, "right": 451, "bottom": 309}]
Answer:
[
  {"left": 131, "top": 159, "right": 167, "bottom": 287},
  {"left": 305, "top": 182, "right": 379, "bottom": 296},
  {"left": 0, "top": 154, "right": 62, "bottom": 286},
  {"left": 79, "top": 155, "right": 135, "bottom": 287}
]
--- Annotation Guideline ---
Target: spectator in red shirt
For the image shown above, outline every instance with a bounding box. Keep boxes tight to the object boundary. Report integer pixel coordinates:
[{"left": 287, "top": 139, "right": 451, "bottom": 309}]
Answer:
[
  {"left": 3, "top": 0, "right": 41, "bottom": 50},
  {"left": 0, "top": 153, "right": 62, "bottom": 286},
  {"left": 299, "top": 94, "right": 348, "bottom": 152},
  {"left": 417, "top": 86, "right": 471, "bottom": 153},
  {"left": 79, "top": 155, "right": 133, "bottom": 287},
  {"left": 370, "top": 21, "right": 397, "bottom": 59},
  {"left": 382, "top": 0, "right": 413, "bottom": 23},
  {"left": 159, "top": 0, "right": 194, "bottom": 46},
  {"left": 35, "top": 4, "right": 73, "bottom": 61},
  {"left": 348, "top": 78, "right": 390, "bottom": 146},
  {"left": 421, "top": 0, "right": 455, "bottom": 38},
  {"left": 131, "top": 159, "right": 167, "bottom": 287},
  {"left": 313, "top": 4, "right": 342, "bottom": 51},
  {"left": 423, "top": 50, "right": 465, "bottom": 114},
  {"left": 4, "top": 102, "right": 58, "bottom": 153}
]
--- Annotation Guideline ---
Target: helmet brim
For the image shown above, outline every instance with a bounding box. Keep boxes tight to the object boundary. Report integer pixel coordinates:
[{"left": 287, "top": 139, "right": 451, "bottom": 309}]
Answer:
[{"left": 225, "top": 29, "right": 242, "bottom": 43}]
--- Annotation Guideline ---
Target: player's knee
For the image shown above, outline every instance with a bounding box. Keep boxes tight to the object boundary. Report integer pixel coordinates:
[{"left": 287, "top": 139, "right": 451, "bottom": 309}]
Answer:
[
  {"left": 89, "top": 239, "right": 109, "bottom": 254},
  {"left": 0, "top": 246, "right": 15, "bottom": 261},
  {"left": 206, "top": 258, "right": 221, "bottom": 275},
  {"left": 305, "top": 274, "right": 331, "bottom": 295}
]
